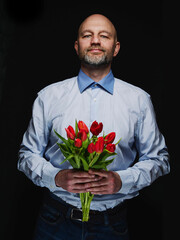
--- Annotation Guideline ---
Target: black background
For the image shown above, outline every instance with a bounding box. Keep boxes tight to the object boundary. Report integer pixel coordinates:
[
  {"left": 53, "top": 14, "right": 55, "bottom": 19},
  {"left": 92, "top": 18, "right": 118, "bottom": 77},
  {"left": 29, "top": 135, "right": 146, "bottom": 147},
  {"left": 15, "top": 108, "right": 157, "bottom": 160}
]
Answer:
[{"left": 0, "top": 1, "right": 177, "bottom": 240}]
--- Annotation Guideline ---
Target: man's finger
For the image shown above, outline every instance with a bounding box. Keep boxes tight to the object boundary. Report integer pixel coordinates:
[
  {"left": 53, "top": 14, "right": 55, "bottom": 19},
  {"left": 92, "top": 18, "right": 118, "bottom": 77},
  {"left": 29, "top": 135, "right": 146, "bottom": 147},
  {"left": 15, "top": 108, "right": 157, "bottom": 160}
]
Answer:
[
  {"left": 88, "top": 169, "right": 108, "bottom": 178},
  {"left": 85, "top": 178, "right": 107, "bottom": 189},
  {"left": 72, "top": 176, "right": 101, "bottom": 184},
  {"left": 87, "top": 185, "right": 109, "bottom": 194},
  {"left": 73, "top": 171, "right": 96, "bottom": 178}
]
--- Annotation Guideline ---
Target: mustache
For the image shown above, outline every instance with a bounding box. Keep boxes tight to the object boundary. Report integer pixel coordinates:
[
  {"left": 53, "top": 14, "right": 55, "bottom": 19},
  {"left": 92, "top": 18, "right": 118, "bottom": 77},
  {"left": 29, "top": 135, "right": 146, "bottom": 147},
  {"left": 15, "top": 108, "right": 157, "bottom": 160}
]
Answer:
[{"left": 86, "top": 46, "right": 106, "bottom": 52}]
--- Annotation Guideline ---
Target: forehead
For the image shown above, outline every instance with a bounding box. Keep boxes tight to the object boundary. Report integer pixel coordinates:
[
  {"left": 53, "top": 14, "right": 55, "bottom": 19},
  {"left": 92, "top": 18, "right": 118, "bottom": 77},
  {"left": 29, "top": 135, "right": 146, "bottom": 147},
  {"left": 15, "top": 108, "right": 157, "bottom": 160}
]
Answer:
[{"left": 79, "top": 16, "right": 115, "bottom": 36}]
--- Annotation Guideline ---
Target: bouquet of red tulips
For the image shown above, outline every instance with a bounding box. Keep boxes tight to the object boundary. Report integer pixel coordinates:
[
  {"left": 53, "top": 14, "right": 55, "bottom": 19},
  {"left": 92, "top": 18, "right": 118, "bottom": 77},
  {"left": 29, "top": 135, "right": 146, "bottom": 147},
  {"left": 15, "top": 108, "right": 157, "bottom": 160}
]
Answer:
[{"left": 54, "top": 120, "right": 121, "bottom": 222}]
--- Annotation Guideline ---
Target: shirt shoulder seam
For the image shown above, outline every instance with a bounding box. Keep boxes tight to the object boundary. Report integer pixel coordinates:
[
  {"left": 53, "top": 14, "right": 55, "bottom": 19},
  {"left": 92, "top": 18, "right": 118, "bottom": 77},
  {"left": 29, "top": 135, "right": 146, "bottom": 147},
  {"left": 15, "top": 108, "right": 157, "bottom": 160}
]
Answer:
[{"left": 37, "top": 76, "right": 78, "bottom": 96}]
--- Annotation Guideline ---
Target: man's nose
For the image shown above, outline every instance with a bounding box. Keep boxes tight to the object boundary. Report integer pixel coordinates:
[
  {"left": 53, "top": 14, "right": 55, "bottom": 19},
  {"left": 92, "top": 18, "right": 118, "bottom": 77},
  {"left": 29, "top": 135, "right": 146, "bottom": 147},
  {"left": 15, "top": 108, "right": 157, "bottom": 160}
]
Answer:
[{"left": 90, "top": 35, "right": 101, "bottom": 45}]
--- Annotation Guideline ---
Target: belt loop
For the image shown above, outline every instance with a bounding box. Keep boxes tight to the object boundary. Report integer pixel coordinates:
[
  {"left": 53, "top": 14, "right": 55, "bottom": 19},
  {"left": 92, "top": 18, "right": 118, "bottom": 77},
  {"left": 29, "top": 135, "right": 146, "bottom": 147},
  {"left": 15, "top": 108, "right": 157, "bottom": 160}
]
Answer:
[
  {"left": 66, "top": 207, "right": 73, "bottom": 219},
  {"left": 104, "top": 212, "right": 109, "bottom": 226}
]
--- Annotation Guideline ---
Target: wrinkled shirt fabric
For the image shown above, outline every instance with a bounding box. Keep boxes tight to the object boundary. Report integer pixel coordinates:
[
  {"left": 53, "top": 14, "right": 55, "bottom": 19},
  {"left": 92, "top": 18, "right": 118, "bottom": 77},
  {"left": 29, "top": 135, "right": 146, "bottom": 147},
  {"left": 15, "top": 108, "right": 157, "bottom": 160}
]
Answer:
[{"left": 18, "top": 70, "right": 170, "bottom": 211}]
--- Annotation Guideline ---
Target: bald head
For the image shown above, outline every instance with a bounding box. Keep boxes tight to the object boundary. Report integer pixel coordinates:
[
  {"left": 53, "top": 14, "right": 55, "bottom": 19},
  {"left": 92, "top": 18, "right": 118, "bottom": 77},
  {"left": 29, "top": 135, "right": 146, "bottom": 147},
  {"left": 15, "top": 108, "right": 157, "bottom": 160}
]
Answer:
[
  {"left": 74, "top": 14, "right": 120, "bottom": 70},
  {"left": 78, "top": 14, "right": 117, "bottom": 41}
]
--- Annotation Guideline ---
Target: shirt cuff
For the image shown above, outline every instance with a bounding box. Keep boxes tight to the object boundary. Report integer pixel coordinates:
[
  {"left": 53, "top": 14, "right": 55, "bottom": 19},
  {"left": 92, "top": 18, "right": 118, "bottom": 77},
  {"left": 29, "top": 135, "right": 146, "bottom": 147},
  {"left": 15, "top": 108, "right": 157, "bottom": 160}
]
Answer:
[
  {"left": 41, "top": 162, "right": 61, "bottom": 191},
  {"left": 116, "top": 169, "right": 134, "bottom": 194}
]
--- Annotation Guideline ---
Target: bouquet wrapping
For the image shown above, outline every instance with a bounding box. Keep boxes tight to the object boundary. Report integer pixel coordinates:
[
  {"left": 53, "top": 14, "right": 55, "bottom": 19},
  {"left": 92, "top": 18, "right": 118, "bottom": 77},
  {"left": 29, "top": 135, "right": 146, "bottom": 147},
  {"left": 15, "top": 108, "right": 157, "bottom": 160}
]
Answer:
[{"left": 54, "top": 120, "right": 121, "bottom": 222}]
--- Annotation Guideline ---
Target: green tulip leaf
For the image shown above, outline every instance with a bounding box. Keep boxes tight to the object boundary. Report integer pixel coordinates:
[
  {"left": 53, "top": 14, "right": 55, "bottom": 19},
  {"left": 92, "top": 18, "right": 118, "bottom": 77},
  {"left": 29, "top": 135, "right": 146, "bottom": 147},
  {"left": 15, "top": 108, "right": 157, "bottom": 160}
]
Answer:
[
  {"left": 69, "top": 158, "right": 78, "bottom": 169},
  {"left": 57, "top": 143, "right": 70, "bottom": 157},
  {"left": 80, "top": 156, "right": 89, "bottom": 171},
  {"left": 89, "top": 154, "right": 100, "bottom": 167},
  {"left": 59, "top": 154, "right": 74, "bottom": 165}
]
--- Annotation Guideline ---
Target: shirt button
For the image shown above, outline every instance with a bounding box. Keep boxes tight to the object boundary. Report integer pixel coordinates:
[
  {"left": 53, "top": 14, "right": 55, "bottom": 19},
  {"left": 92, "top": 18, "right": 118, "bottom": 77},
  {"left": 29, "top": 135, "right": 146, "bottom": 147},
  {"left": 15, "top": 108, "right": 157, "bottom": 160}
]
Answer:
[
  {"left": 94, "top": 98, "right": 97, "bottom": 102},
  {"left": 94, "top": 84, "right": 97, "bottom": 87}
]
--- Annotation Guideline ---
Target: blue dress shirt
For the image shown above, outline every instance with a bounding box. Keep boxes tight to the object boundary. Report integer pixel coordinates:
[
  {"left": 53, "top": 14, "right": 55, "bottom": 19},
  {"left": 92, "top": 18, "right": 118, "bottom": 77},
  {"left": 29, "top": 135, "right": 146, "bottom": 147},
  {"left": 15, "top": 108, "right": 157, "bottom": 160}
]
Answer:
[{"left": 18, "top": 70, "right": 170, "bottom": 211}]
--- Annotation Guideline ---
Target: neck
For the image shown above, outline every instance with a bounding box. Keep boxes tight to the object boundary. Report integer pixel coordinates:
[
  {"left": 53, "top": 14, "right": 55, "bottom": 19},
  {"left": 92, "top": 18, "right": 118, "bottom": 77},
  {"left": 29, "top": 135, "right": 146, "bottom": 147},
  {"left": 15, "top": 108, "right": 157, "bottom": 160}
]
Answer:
[{"left": 81, "top": 63, "right": 111, "bottom": 82}]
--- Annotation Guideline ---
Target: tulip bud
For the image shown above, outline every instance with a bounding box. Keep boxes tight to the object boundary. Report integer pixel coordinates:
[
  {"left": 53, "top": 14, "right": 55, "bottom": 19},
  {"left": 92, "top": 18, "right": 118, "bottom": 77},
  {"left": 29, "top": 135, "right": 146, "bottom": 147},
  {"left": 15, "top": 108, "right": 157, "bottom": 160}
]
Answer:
[
  {"left": 106, "top": 143, "right": 116, "bottom": 153},
  {"left": 90, "top": 121, "right": 103, "bottom": 136},
  {"left": 87, "top": 142, "right": 95, "bottom": 153},
  {"left": 65, "top": 126, "right": 76, "bottom": 140},
  {"left": 77, "top": 130, "right": 87, "bottom": 142},
  {"left": 95, "top": 137, "right": 104, "bottom": 154},
  {"left": 74, "top": 138, "right": 82, "bottom": 148},
  {"left": 104, "top": 132, "right": 116, "bottom": 145},
  {"left": 78, "top": 121, "right": 89, "bottom": 133}
]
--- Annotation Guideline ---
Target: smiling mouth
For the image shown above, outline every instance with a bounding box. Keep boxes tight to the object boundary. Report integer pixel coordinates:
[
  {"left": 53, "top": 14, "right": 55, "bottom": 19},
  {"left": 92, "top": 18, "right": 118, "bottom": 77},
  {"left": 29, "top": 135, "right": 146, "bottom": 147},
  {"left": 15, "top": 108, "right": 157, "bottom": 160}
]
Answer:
[
  {"left": 87, "top": 48, "right": 105, "bottom": 54},
  {"left": 90, "top": 49, "right": 102, "bottom": 52}
]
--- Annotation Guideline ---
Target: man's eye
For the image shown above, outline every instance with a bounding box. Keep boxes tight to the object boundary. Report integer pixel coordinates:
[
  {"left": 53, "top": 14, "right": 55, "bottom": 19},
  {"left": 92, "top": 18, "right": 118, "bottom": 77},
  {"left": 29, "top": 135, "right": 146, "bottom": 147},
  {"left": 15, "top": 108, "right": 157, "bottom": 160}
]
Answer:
[
  {"left": 83, "top": 35, "right": 91, "bottom": 38},
  {"left": 100, "top": 35, "right": 108, "bottom": 39}
]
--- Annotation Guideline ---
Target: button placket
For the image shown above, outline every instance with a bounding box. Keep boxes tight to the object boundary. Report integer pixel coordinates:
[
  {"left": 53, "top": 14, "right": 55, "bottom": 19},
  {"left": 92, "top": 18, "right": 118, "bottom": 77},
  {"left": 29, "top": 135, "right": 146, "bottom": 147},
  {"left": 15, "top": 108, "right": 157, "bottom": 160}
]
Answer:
[{"left": 90, "top": 87, "right": 99, "bottom": 123}]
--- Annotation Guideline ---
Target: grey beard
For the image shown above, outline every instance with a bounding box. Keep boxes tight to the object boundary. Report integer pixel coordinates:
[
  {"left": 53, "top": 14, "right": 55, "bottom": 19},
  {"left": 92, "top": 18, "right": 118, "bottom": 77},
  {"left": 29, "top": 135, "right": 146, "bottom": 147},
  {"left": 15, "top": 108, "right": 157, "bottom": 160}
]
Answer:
[{"left": 81, "top": 54, "right": 110, "bottom": 67}]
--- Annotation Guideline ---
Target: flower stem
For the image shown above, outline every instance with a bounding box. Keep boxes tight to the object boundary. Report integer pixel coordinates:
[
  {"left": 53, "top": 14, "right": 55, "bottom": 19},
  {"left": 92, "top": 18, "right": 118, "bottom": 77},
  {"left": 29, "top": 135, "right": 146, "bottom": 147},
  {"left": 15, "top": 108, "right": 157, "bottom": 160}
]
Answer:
[{"left": 80, "top": 192, "right": 94, "bottom": 222}]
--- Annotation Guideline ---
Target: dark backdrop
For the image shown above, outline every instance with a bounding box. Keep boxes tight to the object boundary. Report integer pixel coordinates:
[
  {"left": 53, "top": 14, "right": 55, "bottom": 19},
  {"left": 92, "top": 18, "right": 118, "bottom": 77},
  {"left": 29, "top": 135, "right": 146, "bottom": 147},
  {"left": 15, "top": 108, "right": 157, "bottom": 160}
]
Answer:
[{"left": 0, "top": 1, "right": 177, "bottom": 240}]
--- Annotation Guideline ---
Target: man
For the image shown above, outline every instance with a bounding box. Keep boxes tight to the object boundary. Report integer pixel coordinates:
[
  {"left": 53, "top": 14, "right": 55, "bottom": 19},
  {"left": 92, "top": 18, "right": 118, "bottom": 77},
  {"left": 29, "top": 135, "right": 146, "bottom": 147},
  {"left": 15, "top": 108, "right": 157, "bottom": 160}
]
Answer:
[{"left": 18, "top": 14, "right": 170, "bottom": 240}]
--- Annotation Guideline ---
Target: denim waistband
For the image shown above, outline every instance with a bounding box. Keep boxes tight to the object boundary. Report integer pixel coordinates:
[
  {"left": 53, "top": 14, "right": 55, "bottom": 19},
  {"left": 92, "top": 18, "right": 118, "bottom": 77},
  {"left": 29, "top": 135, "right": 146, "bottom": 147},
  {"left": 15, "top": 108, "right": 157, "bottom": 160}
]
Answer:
[{"left": 44, "top": 190, "right": 127, "bottom": 225}]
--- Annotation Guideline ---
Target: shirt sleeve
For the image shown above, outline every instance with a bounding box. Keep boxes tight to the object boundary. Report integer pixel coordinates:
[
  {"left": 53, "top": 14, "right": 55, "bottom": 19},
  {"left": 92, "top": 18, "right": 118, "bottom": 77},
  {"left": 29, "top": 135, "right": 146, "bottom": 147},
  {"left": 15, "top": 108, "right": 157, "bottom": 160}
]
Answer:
[
  {"left": 117, "top": 95, "right": 170, "bottom": 195},
  {"left": 17, "top": 95, "right": 60, "bottom": 192}
]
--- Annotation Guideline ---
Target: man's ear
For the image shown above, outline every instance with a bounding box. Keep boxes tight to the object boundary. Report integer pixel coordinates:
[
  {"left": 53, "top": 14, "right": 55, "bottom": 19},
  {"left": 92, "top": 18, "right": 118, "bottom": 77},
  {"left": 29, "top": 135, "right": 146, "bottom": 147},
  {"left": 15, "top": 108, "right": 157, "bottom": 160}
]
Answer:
[
  {"left": 113, "top": 41, "right": 120, "bottom": 57},
  {"left": 74, "top": 41, "right": 79, "bottom": 55}
]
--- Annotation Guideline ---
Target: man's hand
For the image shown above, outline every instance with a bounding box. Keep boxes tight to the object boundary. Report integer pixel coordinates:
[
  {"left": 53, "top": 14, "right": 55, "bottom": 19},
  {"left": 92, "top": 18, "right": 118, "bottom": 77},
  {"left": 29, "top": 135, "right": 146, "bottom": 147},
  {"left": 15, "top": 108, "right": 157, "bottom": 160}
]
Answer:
[
  {"left": 86, "top": 169, "right": 122, "bottom": 194},
  {"left": 55, "top": 169, "right": 102, "bottom": 193},
  {"left": 55, "top": 169, "right": 122, "bottom": 195}
]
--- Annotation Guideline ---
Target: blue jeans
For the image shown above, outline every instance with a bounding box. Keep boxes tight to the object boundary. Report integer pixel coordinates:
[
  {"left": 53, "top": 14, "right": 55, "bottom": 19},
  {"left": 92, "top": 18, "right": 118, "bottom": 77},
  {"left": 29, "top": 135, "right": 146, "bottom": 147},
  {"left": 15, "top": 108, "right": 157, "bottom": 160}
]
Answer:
[{"left": 33, "top": 193, "right": 129, "bottom": 240}]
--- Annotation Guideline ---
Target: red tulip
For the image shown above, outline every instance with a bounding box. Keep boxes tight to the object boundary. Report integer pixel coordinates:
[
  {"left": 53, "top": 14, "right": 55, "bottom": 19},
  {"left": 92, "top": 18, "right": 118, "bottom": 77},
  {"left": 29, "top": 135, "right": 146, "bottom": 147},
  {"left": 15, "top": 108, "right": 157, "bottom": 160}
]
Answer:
[
  {"left": 78, "top": 121, "right": 89, "bottom": 133},
  {"left": 65, "top": 126, "right": 76, "bottom": 140},
  {"left": 77, "top": 130, "right": 87, "bottom": 142},
  {"left": 106, "top": 143, "right": 116, "bottom": 153},
  {"left": 87, "top": 142, "right": 95, "bottom": 153},
  {"left": 90, "top": 121, "right": 103, "bottom": 136},
  {"left": 74, "top": 138, "right": 82, "bottom": 148},
  {"left": 104, "top": 132, "right": 116, "bottom": 145},
  {"left": 95, "top": 137, "right": 104, "bottom": 154}
]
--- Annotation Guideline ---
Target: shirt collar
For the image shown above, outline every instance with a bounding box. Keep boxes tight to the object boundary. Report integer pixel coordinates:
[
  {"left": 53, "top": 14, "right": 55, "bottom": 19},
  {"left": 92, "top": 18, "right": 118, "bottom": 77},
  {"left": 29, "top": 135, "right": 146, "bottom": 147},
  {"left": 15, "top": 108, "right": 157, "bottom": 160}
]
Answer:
[{"left": 77, "top": 69, "right": 115, "bottom": 95}]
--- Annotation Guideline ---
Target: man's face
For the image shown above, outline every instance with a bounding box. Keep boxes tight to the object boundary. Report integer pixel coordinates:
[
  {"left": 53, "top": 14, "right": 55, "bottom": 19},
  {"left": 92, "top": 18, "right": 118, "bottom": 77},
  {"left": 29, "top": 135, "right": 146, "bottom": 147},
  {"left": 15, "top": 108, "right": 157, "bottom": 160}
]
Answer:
[{"left": 75, "top": 15, "right": 120, "bottom": 67}]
